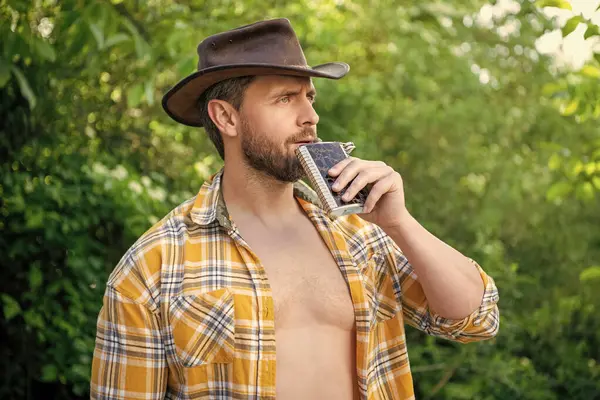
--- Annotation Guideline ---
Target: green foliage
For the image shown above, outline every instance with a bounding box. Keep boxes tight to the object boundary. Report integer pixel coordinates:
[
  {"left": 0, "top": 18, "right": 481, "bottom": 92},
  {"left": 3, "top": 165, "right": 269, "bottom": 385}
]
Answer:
[
  {"left": 535, "top": 0, "right": 572, "bottom": 11},
  {"left": 536, "top": 1, "right": 600, "bottom": 215},
  {"left": 1, "top": 0, "right": 598, "bottom": 399}
]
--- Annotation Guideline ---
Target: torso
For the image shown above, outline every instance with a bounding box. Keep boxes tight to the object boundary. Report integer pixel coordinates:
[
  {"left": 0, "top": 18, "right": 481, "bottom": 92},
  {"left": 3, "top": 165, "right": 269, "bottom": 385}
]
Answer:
[{"left": 233, "top": 204, "right": 359, "bottom": 400}]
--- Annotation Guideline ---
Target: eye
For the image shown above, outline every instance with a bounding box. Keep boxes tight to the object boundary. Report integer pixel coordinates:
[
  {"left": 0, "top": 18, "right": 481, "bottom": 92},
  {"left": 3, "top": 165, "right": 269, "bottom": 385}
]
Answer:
[{"left": 280, "top": 96, "right": 290, "bottom": 104}]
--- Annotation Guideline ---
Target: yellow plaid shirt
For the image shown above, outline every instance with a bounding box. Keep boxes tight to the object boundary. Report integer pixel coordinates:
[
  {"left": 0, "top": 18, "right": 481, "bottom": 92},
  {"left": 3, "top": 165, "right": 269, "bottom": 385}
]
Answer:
[{"left": 91, "top": 169, "right": 499, "bottom": 399}]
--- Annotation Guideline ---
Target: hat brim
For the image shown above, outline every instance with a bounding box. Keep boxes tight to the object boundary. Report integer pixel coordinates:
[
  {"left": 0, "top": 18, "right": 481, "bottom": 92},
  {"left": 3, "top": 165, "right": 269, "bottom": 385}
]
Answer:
[{"left": 161, "top": 62, "right": 349, "bottom": 127}]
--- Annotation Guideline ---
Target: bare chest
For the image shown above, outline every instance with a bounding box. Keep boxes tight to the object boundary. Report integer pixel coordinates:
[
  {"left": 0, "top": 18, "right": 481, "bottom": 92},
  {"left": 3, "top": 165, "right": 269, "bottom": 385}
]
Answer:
[{"left": 237, "top": 220, "right": 355, "bottom": 331}]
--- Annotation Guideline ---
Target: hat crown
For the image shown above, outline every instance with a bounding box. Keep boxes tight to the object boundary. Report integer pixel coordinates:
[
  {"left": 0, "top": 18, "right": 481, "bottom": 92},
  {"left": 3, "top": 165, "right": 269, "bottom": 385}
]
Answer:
[
  {"left": 197, "top": 18, "right": 308, "bottom": 70},
  {"left": 162, "top": 18, "right": 349, "bottom": 127}
]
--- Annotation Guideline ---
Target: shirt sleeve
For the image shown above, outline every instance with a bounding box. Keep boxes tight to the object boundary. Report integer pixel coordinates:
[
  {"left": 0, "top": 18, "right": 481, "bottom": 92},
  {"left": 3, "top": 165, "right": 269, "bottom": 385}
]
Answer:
[
  {"left": 388, "top": 239, "right": 500, "bottom": 343},
  {"left": 90, "top": 285, "right": 168, "bottom": 399}
]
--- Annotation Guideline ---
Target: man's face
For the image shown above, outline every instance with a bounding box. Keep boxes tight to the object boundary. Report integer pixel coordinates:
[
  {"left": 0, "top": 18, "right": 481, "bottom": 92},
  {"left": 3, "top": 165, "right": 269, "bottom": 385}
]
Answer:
[{"left": 237, "top": 75, "right": 319, "bottom": 182}]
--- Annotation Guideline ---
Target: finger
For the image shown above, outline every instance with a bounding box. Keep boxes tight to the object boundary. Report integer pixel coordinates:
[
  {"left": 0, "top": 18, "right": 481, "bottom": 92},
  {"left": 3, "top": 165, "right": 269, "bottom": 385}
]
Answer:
[
  {"left": 341, "top": 167, "right": 391, "bottom": 202},
  {"left": 328, "top": 157, "right": 354, "bottom": 177},
  {"left": 331, "top": 158, "right": 364, "bottom": 191},
  {"left": 363, "top": 174, "right": 395, "bottom": 213}
]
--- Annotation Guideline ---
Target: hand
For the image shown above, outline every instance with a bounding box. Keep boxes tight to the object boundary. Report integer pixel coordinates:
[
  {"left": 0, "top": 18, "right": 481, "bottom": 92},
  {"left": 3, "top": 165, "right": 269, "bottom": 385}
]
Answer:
[{"left": 328, "top": 157, "right": 409, "bottom": 229}]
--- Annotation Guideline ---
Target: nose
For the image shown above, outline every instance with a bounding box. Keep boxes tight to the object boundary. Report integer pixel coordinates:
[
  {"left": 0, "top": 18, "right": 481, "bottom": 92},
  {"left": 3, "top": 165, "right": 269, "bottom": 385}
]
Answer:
[{"left": 298, "top": 98, "right": 319, "bottom": 127}]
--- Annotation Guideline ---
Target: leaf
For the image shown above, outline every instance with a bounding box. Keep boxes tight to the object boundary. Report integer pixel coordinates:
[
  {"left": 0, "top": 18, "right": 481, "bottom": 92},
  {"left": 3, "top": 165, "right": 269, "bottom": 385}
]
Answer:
[
  {"left": 584, "top": 23, "right": 600, "bottom": 40},
  {"left": 10, "top": 66, "right": 36, "bottom": 109},
  {"left": 144, "top": 79, "right": 155, "bottom": 106},
  {"left": 0, "top": 58, "right": 10, "bottom": 88},
  {"left": 88, "top": 22, "right": 104, "bottom": 49},
  {"left": 548, "top": 153, "right": 562, "bottom": 170},
  {"left": 23, "top": 309, "right": 45, "bottom": 329},
  {"left": 595, "top": 53, "right": 600, "bottom": 65},
  {"left": 66, "top": 21, "right": 90, "bottom": 56},
  {"left": 535, "top": 0, "right": 572, "bottom": 10},
  {"left": 585, "top": 162, "right": 597, "bottom": 175},
  {"left": 421, "top": 2, "right": 462, "bottom": 18},
  {"left": 594, "top": 103, "right": 600, "bottom": 118},
  {"left": 104, "top": 33, "right": 130, "bottom": 48},
  {"left": 1, "top": 294, "right": 22, "bottom": 321},
  {"left": 127, "top": 84, "right": 144, "bottom": 108},
  {"left": 580, "top": 266, "right": 600, "bottom": 282},
  {"left": 575, "top": 181, "right": 595, "bottom": 201},
  {"left": 33, "top": 39, "right": 57, "bottom": 62},
  {"left": 122, "top": 18, "right": 148, "bottom": 59},
  {"left": 581, "top": 65, "right": 600, "bottom": 78},
  {"left": 59, "top": 10, "right": 80, "bottom": 32},
  {"left": 561, "top": 99, "right": 579, "bottom": 116},
  {"left": 542, "top": 82, "right": 566, "bottom": 96},
  {"left": 546, "top": 181, "right": 572, "bottom": 201},
  {"left": 6, "top": 0, "right": 28, "bottom": 12},
  {"left": 41, "top": 364, "right": 58, "bottom": 382},
  {"left": 29, "top": 264, "right": 43, "bottom": 290},
  {"left": 177, "top": 55, "right": 196, "bottom": 75},
  {"left": 562, "top": 16, "right": 583, "bottom": 37},
  {"left": 573, "top": 160, "right": 584, "bottom": 176},
  {"left": 25, "top": 209, "right": 44, "bottom": 228}
]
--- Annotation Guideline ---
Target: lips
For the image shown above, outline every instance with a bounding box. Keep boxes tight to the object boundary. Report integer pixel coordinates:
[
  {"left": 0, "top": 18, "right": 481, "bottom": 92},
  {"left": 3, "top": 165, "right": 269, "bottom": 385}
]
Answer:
[{"left": 293, "top": 138, "right": 316, "bottom": 145}]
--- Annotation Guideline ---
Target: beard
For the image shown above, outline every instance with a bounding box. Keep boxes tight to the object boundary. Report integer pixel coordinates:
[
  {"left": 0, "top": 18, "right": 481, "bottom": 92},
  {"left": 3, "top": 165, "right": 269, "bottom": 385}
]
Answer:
[{"left": 240, "top": 117, "right": 314, "bottom": 183}]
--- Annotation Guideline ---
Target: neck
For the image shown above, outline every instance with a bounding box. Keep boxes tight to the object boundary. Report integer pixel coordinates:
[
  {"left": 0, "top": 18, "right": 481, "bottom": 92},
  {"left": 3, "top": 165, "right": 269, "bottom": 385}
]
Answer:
[{"left": 221, "top": 162, "right": 302, "bottom": 227}]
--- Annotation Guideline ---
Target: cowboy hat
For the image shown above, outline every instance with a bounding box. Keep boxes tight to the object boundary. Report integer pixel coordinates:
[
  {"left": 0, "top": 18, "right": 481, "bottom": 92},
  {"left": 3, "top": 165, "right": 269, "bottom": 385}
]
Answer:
[{"left": 161, "top": 18, "right": 350, "bottom": 127}]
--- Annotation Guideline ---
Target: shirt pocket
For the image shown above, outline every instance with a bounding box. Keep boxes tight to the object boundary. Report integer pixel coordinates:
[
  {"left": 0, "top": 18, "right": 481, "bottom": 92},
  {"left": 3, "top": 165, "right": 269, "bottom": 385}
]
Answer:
[
  {"left": 360, "top": 252, "right": 401, "bottom": 325},
  {"left": 168, "top": 288, "right": 235, "bottom": 368}
]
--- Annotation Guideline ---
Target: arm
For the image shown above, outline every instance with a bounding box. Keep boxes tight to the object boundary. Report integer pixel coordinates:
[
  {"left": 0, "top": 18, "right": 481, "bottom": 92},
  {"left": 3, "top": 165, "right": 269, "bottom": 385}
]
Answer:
[
  {"left": 329, "top": 156, "right": 499, "bottom": 341},
  {"left": 90, "top": 286, "right": 168, "bottom": 399},
  {"left": 385, "top": 229, "right": 499, "bottom": 342},
  {"left": 384, "top": 209, "right": 485, "bottom": 320}
]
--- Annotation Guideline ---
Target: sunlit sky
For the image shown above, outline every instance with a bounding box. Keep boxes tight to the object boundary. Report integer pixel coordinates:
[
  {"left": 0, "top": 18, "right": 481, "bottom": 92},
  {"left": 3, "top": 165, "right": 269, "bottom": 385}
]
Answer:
[
  {"left": 481, "top": 0, "right": 600, "bottom": 69},
  {"left": 536, "top": 0, "right": 600, "bottom": 69}
]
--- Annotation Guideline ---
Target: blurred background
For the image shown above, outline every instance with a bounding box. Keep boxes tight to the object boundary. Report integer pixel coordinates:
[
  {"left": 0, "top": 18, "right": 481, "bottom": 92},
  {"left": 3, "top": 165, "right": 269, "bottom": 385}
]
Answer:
[{"left": 1, "top": 0, "right": 600, "bottom": 398}]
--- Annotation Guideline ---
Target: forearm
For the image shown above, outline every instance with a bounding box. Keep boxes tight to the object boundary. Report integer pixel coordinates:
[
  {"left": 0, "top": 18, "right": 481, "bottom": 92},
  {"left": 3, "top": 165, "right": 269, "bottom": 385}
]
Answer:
[{"left": 383, "top": 209, "right": 485, "bottom": 320}]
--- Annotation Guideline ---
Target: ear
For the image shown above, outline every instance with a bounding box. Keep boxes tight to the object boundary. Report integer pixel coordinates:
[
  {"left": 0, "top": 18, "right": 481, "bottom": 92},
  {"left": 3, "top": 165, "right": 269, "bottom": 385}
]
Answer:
[{"left": 207, "top": 99, "right": 240, "bottom": 138}]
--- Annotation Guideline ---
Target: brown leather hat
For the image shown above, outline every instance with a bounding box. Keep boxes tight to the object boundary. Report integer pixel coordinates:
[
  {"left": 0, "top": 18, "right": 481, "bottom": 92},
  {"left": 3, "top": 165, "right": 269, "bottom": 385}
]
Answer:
[{"left": 161, "top": 18, "right": 350, "bottom": 127}]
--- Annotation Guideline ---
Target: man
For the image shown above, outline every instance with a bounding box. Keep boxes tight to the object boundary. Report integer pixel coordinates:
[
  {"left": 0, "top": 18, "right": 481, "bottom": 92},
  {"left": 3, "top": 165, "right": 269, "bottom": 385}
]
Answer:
[{"left": 91, "top": 18, "right": 499, "bottom": 400}]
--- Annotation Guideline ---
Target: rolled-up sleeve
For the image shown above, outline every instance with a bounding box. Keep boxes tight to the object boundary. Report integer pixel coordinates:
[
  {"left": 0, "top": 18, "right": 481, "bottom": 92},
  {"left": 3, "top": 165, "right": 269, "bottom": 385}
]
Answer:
[
  {"left": 90, "top": 286, "right": 168, "bottom": 399},
  {"left": 392, "top": 248, "right": 500, "bottom": 343}
]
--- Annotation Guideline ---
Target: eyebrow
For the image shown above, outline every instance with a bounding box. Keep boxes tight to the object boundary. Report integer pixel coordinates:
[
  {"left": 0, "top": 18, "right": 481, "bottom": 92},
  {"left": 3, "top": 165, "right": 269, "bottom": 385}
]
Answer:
[{"left": 272, "top": 87, "right": 317, "bottom": 98}]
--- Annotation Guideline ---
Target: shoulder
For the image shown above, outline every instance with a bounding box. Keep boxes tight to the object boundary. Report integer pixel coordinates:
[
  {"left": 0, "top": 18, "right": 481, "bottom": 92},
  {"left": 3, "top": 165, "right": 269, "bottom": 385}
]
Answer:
[{"left": 104, "top": 194, "right": 200, "bottom": 308}]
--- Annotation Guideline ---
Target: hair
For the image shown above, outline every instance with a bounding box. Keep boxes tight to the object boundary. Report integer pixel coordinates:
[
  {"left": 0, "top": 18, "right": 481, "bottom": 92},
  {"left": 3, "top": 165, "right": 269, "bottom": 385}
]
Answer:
[{"left": 196, "top": 76, "right": 256, "bottom": 160}]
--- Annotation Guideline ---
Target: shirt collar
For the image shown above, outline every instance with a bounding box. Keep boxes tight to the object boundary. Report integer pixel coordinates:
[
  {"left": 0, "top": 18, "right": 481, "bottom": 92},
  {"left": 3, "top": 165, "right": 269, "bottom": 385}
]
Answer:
[{"left": 189, "top": 168, "right": 324, "bottom": 229}]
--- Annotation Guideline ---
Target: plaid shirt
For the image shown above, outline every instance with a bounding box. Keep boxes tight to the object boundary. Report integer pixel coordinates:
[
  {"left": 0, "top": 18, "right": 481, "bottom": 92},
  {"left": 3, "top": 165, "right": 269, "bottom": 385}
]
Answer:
[{"left": 91, "top": 169, "right": 499, "bottom": 400}]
